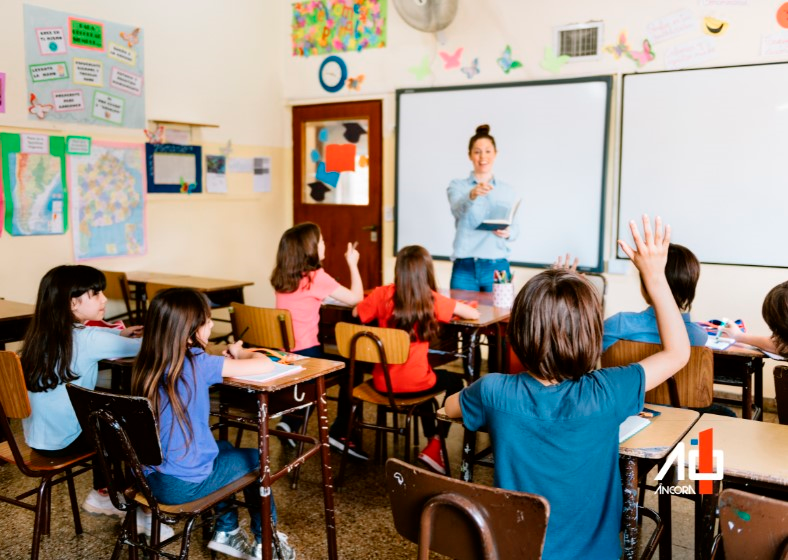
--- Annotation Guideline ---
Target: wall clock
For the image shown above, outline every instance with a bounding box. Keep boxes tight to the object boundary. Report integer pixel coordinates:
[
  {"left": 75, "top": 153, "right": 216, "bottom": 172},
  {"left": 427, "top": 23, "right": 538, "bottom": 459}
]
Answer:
[{"left": 319, "top": 55, "right": 347, "bottom": 93}]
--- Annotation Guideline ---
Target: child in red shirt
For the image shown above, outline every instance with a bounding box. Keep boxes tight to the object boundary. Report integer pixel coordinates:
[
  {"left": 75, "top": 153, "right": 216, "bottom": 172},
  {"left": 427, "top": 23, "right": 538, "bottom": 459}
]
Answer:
[{"left": 354, "top": 245, "right": 479, "bottom": 473}]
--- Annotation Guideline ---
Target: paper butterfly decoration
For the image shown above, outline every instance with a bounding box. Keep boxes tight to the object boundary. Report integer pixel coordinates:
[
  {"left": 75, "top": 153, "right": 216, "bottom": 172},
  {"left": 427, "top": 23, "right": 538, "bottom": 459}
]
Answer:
[
  {"left": 144, "top": 125, "right": 165, "bottom": 144},
  {"left": 180, "top": 177, "right": 198, "bottom": 194},
  {"left": 408, "top": 56, "right": 431, "bottom": 81},
  {"left": 605, "top": 32, "right": 631, "bottom": 59},
  {"left": 348, "top": 74, "right": 365, "bottom": 90},
  {"left": 219, "top": 139, "right": 233, "bottom": 157},
  {"left": 540, "top": 46, "right": 570, "bottom": 74},
  {"left": 439, "top": 47, "right": 463, "bottom": 70},
  {"left": 460, "top": 58, "right": 480, "bottom": 79},
  {"left": 120, "top": 27, "right": 140, "bottom": 48},
  {"left": 627, "top": 39, "right": 655, "bottom": 67},
  {"left": 28, "top": 93, "right": 53, "bottom": 120},
  {"left": 497, "top": 45, "right": 523, "bottom": 74}
]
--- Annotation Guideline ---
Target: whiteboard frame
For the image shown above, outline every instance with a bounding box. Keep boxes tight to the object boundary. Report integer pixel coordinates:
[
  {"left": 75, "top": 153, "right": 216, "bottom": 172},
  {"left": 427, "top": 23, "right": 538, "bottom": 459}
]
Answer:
[{"left": 395, "top": 75, "right": 613, "bottom": 273}]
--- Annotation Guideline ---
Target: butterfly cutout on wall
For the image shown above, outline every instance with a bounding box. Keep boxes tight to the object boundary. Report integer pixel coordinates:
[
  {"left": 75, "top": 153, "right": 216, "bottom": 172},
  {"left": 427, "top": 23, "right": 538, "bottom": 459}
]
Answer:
[
  {"left": 219, "top": 139, "right": 233, "bottom": 157},
  {"left": 348, "top": 74, "right": 365, "bottom": 90},
  {"left": 120, "top": 27, "right": 140, "bottom": 48},
  {"left": 627, "top": 39, "right": 655, "bottom": 67},
  {"left": 497, "top": 45, "right": 523, "bottom": 74},
  {"left": 28, "top": 93, "right": 53, "bottom": 120},
  {"left": 180, "top": 177, "right": 198, "bottom": 194},
  {"left": 540, "top": 46, "right": 570, "bottom": 74},
  {"left": 439, "top": 47, "right": 463, "bottom": 70},
  {"left": 460, "top": 58, "right": 480, "bottom": 79},
  {"left": 605, "top": 32, "right": 631, "bottom": 59},
  {"left": 144, "top": 125, "right": 165, "bottom": 144},
  {"left": 408, "top": 56, "right": 431, "bottom": 81}
]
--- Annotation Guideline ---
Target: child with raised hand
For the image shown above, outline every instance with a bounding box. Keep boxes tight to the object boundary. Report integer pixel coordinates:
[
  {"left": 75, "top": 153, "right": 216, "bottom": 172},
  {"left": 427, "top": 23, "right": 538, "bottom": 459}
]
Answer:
[
  {"left": 271, "top": 222, "right": 364, "bottom": 457},
  {"left": 353, "top": 245, "right": 480, "bottom": 474},
  {"left": 21, "top": 265, "right": 142, "bottom": 519},
  {"left": 446, "top": 216, "right": 690, "bottom": 560},
  {"left": 722, "top": 280, "right": 788, "bottom": 356},
  {"left": 131, "top": 288, "right": 294, "bottom": 560}
]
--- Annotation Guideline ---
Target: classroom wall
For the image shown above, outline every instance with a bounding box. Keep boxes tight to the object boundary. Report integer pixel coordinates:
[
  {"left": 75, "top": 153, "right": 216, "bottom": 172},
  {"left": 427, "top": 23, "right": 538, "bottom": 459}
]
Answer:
[
  {"left": 0, "top": 0, "right": 290, "bottom": 309},
  {"left": 281, "top": 0, "right": 788, "bottom": 398}
]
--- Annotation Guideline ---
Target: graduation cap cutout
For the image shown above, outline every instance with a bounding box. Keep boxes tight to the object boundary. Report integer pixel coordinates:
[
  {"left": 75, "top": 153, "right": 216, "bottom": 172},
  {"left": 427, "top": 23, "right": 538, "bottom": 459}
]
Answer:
[
  {"left": 308, "top": 181, "right": 331, "bottom": 202},
  {"left": 343, "top": 122, "right": 367, "bottom": 143}
]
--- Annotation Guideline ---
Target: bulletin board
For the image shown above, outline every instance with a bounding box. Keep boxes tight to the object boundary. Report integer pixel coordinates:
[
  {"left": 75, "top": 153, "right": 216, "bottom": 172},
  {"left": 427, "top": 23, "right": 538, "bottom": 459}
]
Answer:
[
  {"left": 23, "top": 4, "right": 145, "bottom": 128},
  {"left": 396, "top": 76, "right": 612, "bottom": 272}
]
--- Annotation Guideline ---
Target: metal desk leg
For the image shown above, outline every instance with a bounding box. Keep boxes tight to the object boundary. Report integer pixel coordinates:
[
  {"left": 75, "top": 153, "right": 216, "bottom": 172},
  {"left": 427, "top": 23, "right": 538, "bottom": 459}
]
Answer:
[
  {"left": 621, "top": 456, "right": 640, "bottom": 560},
  {"left": 460, "top": 428, "right": 477, "bottom": 483},
  {"left": 257, "top": 393, "right": 273, "bottom": 560},
  {"left": 463, "top": 328, "right": 481, "bottom": 384},
  {"left": 315, "top": 376, "right": 338, "bottom": 560},
  {"left": 753, "top": 358, "right": 764, "bottom": 421},
  {"left": 658, "top": 465, "right": 674, "bottom": 560}
]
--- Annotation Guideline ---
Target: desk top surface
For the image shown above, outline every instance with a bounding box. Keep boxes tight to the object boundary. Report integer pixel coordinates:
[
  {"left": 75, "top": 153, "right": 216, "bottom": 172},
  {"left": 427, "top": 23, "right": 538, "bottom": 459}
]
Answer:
[
  {"left": 0, "top": 299, "right": 35, "bottom": 322},
  {"left": 618, "top": 404, "right": 700, "bottom": 459},
  {"left": 222, "top": 356, "right": 344, "bottom": 392},
  {"left": 124, "top": 271, "right": 254, "bottom": 292},
  {"left": 678, "top": 414, "right": 788, "bottom": 486},
  {"left": 714, "top": 342, "right": 766, "bottom": 359}
]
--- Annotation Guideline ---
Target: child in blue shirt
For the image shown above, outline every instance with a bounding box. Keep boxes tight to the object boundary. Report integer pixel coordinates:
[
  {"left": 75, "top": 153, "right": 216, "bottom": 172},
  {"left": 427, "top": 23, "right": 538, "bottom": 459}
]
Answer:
[
  {"left": 131, "top": 288, "right": 294, "bottom": 560},
  {"left": 446, "top": 216, "right": 690, "bottom": 560}
]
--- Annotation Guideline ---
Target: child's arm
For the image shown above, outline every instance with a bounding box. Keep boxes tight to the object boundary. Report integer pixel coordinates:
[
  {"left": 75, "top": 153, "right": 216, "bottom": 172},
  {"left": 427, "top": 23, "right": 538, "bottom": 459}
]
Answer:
[
  {"left": 220, "top": 340, "right": 274, "bottom": 377},
  {"left": 454, "top": 301, "right": 480, "bottom": 320},
  {"left": 720, "top": 325, "right": 780, "bottom": 353},
  {"left": 328, "top": 242, "right": 364, "bottom": 305},
  {"left": 444, "top": 392, "right": 462, "bottom": 418},
  {"left": 120, "top": 325, "right": 144, "bottom": 338},
  {"left": 617, "top": 216, "right": 690, "bottom": 391}
]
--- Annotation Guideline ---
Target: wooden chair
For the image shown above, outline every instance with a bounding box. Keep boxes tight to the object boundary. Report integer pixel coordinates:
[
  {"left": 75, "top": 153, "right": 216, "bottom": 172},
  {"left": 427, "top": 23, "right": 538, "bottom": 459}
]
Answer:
[
  {"left": 774, "top": 365, "right": 788, "bottom": 425},
  {"left": 229, "top": 303, "right": 294, "bottom": 351},
  {"left": 710, "top": 488, "right": 788, "bottom": 560},
  {"left": 0, "top": 351, "right": 93, "bottom": 560},
  {"left": 66, "top": 383, "right": 259, "bottom": 560},
  {"left": 601, "top": 340, "right": 714, "bottom": 408},
  {"left": 334, "top": 322, "right": 447, "bottom": 487},
  {"left": 385, "top": 458, "right": 550, "bottom": 559},
  {"left": 100, "top": 270, "right": 137, "bottom": 324}
]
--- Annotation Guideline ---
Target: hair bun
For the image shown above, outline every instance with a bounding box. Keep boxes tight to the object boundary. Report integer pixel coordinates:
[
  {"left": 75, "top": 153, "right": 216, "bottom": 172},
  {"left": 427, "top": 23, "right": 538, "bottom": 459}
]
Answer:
[{"left": 476, "top": 124, "right": 490, "bottom": 135}]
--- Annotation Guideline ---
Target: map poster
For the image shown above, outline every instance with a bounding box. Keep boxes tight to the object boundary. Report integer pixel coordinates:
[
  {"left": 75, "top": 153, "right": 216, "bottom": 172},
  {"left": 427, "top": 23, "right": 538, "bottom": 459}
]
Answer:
[
  {"left": 67, "top": 141, "right": 146, "bottom": 260},
  {"left": 1, "top": 132, "right": 67, "bottom": 236}
]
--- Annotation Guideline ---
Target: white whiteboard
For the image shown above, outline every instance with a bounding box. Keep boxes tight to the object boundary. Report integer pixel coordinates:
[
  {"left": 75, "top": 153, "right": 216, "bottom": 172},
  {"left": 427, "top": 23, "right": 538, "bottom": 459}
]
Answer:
[
  {"left": 396, "top": 77, "right": 611, "bottom": 272},
  {"left": 618, "top": 63, "right": 788, "bottom": 268}
]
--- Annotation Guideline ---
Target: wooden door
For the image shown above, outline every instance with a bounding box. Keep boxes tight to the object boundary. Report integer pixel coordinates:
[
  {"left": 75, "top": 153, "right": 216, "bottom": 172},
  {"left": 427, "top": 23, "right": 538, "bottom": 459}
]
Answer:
[{"left": 292, "top": 101, "right": 382, "bottom": 289}]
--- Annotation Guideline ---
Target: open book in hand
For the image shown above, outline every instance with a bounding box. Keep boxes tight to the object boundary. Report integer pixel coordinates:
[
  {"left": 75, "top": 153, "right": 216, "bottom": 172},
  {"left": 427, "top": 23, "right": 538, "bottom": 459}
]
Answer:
[
  {"left": 229, "top": 362, "right": 304, "bottom": 384},
  {"left": 476, "top": 199, "right": 521, "bottom": 231}
]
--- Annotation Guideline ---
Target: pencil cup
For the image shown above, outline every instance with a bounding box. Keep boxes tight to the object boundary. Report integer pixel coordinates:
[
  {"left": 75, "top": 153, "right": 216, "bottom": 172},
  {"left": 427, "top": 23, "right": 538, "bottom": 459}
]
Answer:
[{"left": 492, "top": 283, "right": 515, "bottom": 309}]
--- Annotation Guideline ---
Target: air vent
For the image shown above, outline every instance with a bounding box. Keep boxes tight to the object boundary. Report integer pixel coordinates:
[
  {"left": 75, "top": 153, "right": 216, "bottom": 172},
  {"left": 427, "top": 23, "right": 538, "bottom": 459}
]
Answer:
[{"left": 555, "top": 22, "right": 604, "bottom": 60}]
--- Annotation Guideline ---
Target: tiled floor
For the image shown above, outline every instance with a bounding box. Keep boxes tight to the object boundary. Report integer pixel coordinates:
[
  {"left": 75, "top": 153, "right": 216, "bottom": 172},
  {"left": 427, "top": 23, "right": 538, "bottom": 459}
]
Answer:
[{"left": 0, "top": 378, "right": 779, "bottom": 560}]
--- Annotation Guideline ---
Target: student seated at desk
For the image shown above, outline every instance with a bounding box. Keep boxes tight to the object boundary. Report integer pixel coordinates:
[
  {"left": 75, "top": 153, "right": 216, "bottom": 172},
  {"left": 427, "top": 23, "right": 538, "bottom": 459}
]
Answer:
[
  {"left": 722, "top": 280, "right": 788, "bottom": 356},
  {"left": 353, "top": 245, "right": 479, "bottom": 474},
  {"left": 446, "top": 216, "right": 690, "bottom": 560},
  {"left": 131, "top": 288, "right": 295, "bottom": 560}
]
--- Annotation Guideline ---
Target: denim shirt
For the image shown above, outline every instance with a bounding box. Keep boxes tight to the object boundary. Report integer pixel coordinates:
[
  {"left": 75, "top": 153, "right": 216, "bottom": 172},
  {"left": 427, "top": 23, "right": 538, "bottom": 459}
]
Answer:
[
  {"left": 447, "top": 172, "right": 520, "bottom": 260},
  {"left": 603, "top": 307, "right": 708, "bottom": 351}
]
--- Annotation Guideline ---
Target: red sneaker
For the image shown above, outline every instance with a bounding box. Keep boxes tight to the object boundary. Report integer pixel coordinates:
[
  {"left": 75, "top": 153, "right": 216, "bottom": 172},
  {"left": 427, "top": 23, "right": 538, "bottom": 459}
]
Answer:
[{"left": 418, "top": 437, "right": 446, "bottom": 475}]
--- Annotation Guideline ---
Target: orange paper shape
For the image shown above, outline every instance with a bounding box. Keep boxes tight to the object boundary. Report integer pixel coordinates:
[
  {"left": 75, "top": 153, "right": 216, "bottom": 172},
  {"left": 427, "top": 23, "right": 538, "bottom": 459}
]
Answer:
[{"left": 325, "top": 143, "right": 356, "bottom": 173}]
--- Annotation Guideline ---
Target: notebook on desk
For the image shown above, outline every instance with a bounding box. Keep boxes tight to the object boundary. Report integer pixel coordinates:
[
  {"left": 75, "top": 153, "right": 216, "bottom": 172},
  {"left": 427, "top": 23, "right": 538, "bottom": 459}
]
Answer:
[
  {"left": 706, "top": 335, "right": 735, "bottom": 351},
  {"left": 229, "top": 362, "right": 304, "bottom": 384},
  {"left": 619, "top": 415, "right": 651, "bottom": 443}
]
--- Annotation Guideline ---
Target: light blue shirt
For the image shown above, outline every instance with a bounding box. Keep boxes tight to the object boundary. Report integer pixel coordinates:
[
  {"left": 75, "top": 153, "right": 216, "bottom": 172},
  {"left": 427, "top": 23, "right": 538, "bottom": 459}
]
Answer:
[
  {"left": 447, "top": 173, "right": 520, "bottom": 260},
  {"left": 603, "top": 307, "right": 708, "bottom": 351},
  {"left": 23, "top": 326, "right": 142, "bottom": 451}
]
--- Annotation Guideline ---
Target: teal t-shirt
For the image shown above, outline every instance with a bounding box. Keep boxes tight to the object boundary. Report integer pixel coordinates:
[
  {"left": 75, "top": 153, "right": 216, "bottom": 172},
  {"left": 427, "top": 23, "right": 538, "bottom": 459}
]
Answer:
[{"left": 460, "top": 364, "right": 645, "bottom": 560}]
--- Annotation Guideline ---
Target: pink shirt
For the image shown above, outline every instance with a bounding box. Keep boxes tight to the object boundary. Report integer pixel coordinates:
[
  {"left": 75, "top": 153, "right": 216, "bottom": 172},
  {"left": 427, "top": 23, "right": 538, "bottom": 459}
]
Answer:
[{"left": 275, "top": 268, "right": 340, "bottom": 351}]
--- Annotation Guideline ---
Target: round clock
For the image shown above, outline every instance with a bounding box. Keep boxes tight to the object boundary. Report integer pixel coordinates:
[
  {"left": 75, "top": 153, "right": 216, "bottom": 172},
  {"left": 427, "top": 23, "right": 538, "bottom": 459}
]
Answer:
[{"left": 319, "top": 56, "right": 348, "bottom": 93}]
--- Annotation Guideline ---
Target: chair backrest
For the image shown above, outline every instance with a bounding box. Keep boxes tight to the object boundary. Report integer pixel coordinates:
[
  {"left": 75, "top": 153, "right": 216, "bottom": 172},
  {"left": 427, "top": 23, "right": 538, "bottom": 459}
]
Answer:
[
  {"left": 229, "top": 303, "right": 295, "bottom": 351},
  {"left": 0, "top": 351, "right": 32, "bottom": 420},
  {"left": 335, "top": 322, "right": 410, "bottom": 365},
  {"left": 717, "top": 488, "right": 788, "bottom": 560},
  {"left": 601, "top": 341, "right": 713, "bottom": 408},
  {"left": 385, "top": 458, "right": 550, "bottom": 560},
  {"left": 66, "top": 384, "right": 163, "bottom": 514},
  {"left": 774, "top": 365, "right": 788, "bottom": 426},
  {"left": 100, "top": 270, "right": 133, "bottom": 320},
  {"left": 145, "top": 282, "right": 180, "bottom": 302}
]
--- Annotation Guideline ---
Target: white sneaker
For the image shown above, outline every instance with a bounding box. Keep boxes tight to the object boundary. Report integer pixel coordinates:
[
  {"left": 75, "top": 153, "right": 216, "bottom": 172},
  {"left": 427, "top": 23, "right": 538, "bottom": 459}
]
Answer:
[
  {"left": 208, "top": 527, "right": 254, "bottom": 560},
  {"left": 82, "top": 489, "right": 125, "bottom": 518},
  {"left": 252, "top": 532, "right": 296, "bottom": 560},
  {"left": 136, "top": 509, "right": 175, "bottom": 540}
]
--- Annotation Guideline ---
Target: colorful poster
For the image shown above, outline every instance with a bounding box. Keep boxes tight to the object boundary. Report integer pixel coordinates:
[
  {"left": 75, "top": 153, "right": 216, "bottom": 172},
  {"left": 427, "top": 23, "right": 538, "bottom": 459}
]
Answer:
[
  {"left": 0, "top": 133, "right": 67, "bottom": 236},
  {"left": 205, "top": 155, "right": 227, "bottom": 193},
  {"left": 292, "top": 0, "right": 387, "bottom": 56},
  {"left": 24, "top": 5, "right": 145, "bottom": 127},
  {"left": 146, "top": 143, "right": 203, "bottom": 194},
  {"left": 67, "top": 141, "right": 146, "bottom": 260}
]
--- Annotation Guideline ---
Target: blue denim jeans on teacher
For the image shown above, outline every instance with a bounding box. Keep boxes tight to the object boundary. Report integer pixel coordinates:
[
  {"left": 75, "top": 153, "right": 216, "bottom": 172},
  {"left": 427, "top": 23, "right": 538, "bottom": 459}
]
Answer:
[
  {"left": 145, "top": 440, "right": 276, "bottom": 540},
  {"left": 450, "top": 258, "right": 510, "bottom": 293}
]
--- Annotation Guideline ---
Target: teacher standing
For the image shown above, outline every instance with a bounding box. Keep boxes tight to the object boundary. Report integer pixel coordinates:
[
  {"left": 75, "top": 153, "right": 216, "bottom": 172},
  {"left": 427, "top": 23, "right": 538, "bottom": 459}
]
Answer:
[{"left": 447, "top": 124, "right": 520, "bottom": 292}]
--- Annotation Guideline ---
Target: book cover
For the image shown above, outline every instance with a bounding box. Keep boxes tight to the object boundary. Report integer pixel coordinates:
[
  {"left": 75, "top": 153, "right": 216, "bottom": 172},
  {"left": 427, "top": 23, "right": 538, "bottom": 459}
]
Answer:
[
  {"left": 476, "top": 198, "right": 521, "bottom": 231},
  {"left": 618, "top": 415, "right": 651, "bottom": 443}
]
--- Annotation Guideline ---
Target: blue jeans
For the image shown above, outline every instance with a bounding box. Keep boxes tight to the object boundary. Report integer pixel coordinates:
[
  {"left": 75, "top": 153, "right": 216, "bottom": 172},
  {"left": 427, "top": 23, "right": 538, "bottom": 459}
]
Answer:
[
  {"left": 145, "top": 440, "right": 275, "bottom": 539},
  {"left": 450, "top": 258, "right": 510, "bottom": 293}
]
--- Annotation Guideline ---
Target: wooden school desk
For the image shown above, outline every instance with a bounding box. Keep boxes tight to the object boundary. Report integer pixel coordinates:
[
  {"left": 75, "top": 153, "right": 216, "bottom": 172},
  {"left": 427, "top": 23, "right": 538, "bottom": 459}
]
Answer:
[
  {"left": 222, "top": 357, "right": 344, "bottom": 560},
  {"left": 712, "top": 343, "right": 765, "bottom": 421},
  {"left": 0, "top": 299, "right": 34, "bottom": 350},
  {"left": 677, "top": 414, "right": 788, "bottom": 559}
]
